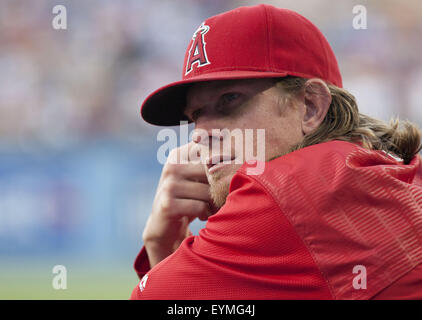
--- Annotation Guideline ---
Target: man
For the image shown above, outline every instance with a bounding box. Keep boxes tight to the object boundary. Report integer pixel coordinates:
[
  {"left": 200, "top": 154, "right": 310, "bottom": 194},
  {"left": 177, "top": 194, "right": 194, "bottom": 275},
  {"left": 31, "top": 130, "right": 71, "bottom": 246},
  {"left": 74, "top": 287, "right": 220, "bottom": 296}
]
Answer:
[{"left": 131, "top": 5, "right": 422, "bottom": 299}]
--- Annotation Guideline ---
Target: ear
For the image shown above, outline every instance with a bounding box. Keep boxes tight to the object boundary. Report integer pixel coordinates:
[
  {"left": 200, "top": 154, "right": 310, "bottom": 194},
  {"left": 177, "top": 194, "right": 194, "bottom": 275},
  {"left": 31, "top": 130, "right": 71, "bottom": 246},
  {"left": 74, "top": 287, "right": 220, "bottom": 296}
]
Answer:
[{"left": 301, "top": 79, "right": 332, "bottom": 135}]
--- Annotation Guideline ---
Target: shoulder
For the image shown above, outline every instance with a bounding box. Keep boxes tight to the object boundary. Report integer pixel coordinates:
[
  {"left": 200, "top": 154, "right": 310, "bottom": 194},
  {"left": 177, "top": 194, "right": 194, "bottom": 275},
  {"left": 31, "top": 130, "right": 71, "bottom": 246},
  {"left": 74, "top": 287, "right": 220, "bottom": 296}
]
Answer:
[
  {"left": 232, "top": 139, "right": 413, "bottom": 195},
  {"left": 230, "top": 140, "right": 360, "bottom": 197},
  {"left": 229, "top": 140, "right": 422, "bottom": 300},
  {"left": 237, "top": 140, "right": 360, "bottom": 179}
]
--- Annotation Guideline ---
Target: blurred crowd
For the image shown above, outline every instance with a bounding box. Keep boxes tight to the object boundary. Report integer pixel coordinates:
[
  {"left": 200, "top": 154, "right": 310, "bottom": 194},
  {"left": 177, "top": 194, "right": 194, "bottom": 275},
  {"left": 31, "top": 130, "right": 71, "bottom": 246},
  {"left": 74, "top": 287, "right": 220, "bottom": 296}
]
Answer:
[{"left": 0, "top": 0, "right": 421, "bottom": 150}]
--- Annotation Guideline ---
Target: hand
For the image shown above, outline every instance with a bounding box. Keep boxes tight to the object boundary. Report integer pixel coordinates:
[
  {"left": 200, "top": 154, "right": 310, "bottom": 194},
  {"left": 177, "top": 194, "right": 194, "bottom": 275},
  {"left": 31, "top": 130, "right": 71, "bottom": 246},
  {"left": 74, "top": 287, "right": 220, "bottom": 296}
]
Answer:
[{"left": 142, "top": 142, "right": 215, "bottom": 268}]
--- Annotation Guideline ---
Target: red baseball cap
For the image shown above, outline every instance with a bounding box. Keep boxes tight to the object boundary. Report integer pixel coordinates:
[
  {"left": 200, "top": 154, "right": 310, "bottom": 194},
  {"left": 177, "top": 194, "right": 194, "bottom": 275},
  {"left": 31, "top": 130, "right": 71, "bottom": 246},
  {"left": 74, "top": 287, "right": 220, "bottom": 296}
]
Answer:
[{"left": 140, "top": 4, "right": 342, "bottom": 126}]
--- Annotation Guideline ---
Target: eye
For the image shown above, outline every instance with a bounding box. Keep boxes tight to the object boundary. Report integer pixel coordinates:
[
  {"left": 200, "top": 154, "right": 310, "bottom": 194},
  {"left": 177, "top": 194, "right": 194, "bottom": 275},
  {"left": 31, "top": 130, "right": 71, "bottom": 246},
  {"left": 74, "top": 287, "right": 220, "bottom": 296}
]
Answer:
[
  {"left": 220, "top": 92, "right": 240, "bottom": 105},
  {"left": 217, "top": 92, "right": 242, "bottom": 114}
]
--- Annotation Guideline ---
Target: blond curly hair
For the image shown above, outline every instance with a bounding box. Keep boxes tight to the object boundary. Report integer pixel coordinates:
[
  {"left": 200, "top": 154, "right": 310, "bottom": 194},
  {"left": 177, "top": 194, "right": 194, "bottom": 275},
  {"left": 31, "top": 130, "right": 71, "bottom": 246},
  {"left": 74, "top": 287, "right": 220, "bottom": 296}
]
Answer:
[{"left": 277, "top": 77, "right": 422, "bottom": 164}]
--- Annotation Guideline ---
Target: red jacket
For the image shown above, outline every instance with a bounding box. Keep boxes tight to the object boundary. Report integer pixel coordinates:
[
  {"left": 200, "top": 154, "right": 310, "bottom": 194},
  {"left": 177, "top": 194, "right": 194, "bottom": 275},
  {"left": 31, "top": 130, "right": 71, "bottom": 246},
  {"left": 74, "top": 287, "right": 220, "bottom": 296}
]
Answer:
[{"left": 131, "top": 140, "right": 422, "bottom": 299}]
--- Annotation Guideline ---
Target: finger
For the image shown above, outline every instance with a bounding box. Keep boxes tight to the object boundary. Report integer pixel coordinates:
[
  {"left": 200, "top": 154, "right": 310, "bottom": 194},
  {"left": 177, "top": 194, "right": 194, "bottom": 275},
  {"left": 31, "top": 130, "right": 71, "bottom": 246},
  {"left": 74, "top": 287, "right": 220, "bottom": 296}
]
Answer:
[
  {"left": 163, "top": 198, "right": 210, "bottom": 221},
  {"left": 181, "top": 164, "right": 209, "bottom": 183},
  {"left": 168, "top": 142, "right": 199, "bottom": 164},
  {"left": 163, "top": 162, "right": 209, "bottom": 183},
  {"left": 171, "top": 180, "right": 212, "bottom": 203}
]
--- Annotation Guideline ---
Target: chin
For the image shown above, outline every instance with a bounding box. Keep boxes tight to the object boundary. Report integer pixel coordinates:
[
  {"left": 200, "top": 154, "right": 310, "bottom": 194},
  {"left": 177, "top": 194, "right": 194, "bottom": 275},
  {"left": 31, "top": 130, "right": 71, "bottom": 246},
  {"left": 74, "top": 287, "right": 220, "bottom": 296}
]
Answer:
[
  {"left": 207, "top": 164, "right": 239, "bottom": 209},
  {"left": 209, "top": 177, "right": 231, "bottom": 209}
]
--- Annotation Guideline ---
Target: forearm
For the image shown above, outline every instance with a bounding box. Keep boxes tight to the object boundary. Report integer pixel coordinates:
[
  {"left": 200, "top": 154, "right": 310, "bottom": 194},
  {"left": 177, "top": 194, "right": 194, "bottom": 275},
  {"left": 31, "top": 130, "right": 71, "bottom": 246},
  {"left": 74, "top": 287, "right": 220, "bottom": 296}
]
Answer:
[
  {"left": 144, "top": 227, "right": 193, "bottom": 268},
  {"left": 144, "top": 240, "right": 178, "bottom": 268}
]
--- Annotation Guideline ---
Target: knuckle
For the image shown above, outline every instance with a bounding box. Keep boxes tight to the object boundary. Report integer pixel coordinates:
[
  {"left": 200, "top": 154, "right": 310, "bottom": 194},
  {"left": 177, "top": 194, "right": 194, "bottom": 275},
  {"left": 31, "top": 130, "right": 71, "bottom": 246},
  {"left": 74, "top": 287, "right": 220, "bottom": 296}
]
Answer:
[
  {"left": 162, "top": 163, "right": 178, "bottom": 177},
  {"left": 163, "top": 179, "right": 178, "bottom": 196},
  {"left": 159, "top": 195, "right": 174, "bottom": 214},
  {"left": 167, "top": 147, "right": 181, "bottom": 164},
  {"left": 168, "top": 147, "right": 178, "bottom": 159}
]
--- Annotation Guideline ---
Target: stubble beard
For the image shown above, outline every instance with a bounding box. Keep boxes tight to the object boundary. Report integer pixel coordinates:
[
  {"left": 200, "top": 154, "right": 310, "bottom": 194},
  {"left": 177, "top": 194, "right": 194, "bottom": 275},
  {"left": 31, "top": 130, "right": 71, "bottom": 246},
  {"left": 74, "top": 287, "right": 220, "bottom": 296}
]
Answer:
[{"left": 207, "top": 168, "right": 236, "bottom": 209}]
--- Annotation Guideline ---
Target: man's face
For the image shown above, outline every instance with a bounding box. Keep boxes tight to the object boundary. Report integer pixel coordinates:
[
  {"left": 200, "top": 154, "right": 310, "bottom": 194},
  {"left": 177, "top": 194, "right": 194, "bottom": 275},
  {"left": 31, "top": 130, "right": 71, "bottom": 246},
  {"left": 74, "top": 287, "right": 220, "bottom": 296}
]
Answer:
[{"left": 185, "top": 78, "right": 305, "bottom": 208}]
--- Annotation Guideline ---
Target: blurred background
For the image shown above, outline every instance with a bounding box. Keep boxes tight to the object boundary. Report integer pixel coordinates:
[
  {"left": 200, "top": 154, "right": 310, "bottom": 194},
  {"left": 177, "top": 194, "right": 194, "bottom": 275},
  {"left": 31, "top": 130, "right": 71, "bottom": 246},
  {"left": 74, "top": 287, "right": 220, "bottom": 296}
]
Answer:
[{"left": 0, "top": 0, "right": 421, "bottom": 299}]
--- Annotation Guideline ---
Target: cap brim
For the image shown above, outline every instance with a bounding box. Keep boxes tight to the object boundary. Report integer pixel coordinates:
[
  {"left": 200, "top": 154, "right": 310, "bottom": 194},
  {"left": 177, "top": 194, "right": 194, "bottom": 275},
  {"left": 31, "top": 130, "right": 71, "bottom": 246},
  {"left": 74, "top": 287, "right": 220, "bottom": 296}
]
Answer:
[{"left": 140, "top": 70, "right": 288, "bottom": 126}]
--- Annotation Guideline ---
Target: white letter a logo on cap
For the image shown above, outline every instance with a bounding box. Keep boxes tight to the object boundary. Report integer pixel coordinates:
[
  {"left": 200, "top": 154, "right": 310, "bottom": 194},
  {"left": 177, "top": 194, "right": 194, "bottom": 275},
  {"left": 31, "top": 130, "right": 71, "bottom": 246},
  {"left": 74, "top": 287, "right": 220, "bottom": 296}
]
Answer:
[{"left": 185, "top": 22, "right": 211, "bottom": 75}]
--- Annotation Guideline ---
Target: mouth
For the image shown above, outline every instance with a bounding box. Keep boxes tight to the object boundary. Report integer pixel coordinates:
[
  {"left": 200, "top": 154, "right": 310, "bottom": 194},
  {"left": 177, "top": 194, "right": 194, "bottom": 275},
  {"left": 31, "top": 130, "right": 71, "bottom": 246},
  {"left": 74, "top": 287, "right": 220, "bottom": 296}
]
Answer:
[{"left": 206, "top": 155, "right": 235, "bottom": 173}]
